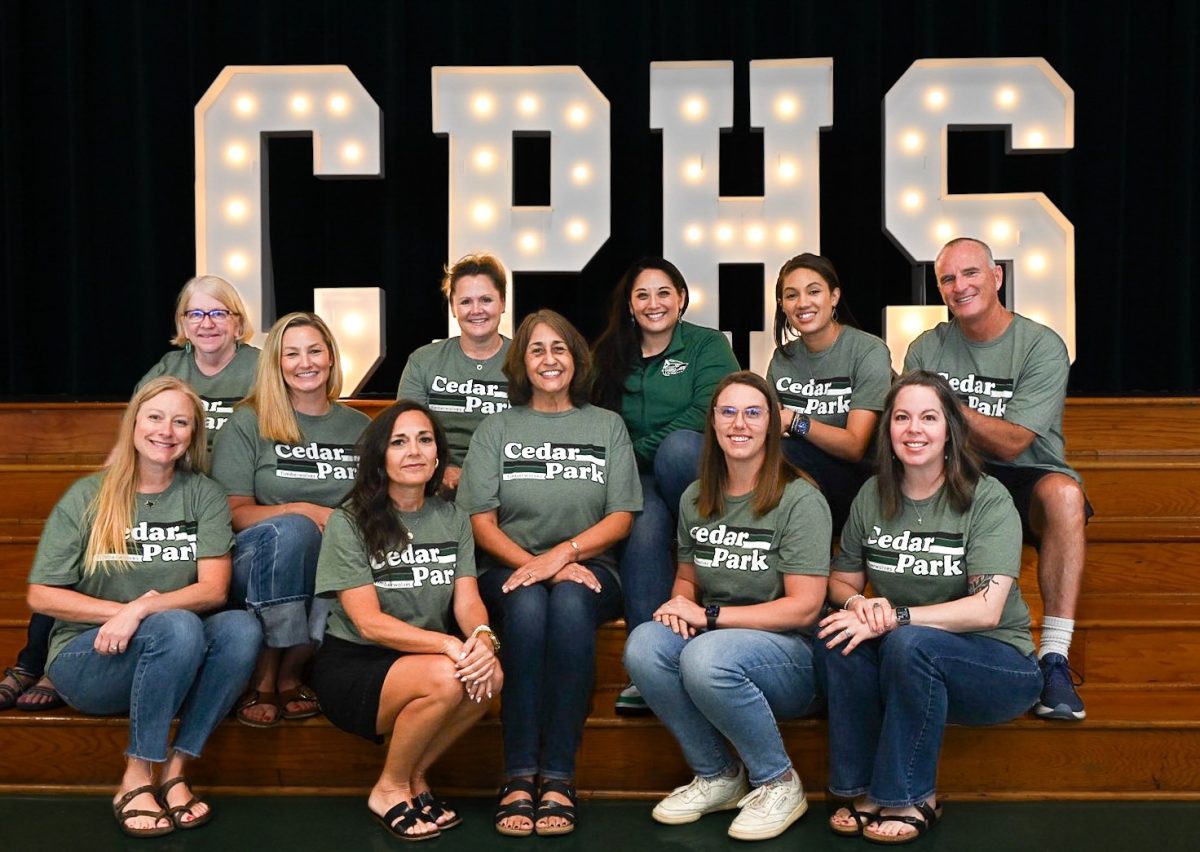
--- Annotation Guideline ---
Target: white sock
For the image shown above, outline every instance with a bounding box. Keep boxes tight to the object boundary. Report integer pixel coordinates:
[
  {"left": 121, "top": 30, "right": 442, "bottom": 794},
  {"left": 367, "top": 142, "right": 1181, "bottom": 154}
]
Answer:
[{"left": 1039, "top": 616, "right": 1074, "bottom": 659}]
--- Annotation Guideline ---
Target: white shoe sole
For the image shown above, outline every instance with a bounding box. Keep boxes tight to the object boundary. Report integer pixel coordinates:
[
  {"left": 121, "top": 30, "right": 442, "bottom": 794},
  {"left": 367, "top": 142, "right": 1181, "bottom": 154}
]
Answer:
[
  {"left": 727, "top": 795, "right": 808, "bottom": 841},
  {"left": 652, "top": 791, "right": 746, "bottom": 825}
]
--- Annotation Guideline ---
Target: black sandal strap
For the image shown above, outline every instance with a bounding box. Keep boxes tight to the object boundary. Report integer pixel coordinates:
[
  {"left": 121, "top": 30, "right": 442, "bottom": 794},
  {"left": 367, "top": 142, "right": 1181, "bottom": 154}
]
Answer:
[{"left": 380, "top": 801, "right": 437, "bottom": 834}]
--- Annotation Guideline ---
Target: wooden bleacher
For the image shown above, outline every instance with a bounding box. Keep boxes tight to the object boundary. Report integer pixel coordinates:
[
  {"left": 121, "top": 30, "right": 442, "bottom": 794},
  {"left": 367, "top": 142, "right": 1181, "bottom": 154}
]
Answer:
[{"left": 2, "top": 399, "right": 1199, "bottom": 799}]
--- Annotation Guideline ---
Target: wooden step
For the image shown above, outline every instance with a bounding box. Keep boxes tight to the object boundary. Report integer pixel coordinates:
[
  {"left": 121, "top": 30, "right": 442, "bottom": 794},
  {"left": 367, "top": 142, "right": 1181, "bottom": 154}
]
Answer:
[
  {"left": 1, "top": 687, "right": 1197, "bottom": 798},
  {"left": 1020, "top": 541, "right": 1200, "bottom": 598}
]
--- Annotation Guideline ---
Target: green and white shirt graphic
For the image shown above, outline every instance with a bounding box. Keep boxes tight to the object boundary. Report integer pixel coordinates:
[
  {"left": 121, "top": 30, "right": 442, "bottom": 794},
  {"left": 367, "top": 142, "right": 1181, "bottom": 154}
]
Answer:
[
  {"left": 904, "top": 315, "right": 1078, "bottom": 481},
  {"left": 835, "top": 475, "right": 1034, "bottom": 655},
  {"left": 136, "top": 345, "right": 261, "bottom": 449},
  {"left": 767, "top": 327, "right": 891, "bottom": 428},
  {"left": 677, "top": 477, "right": 831, "bottom": 619},
  {"left": 457, "top": 404, "right": 642, "bottom": 578},
  {"left": 212, "top": 403, "right": 369, "bottom": 507},
  {"left": 317, "top": 498, "right": 476, "bottom": 644},
  {"left": 398, "top": 336, "right": 512, "bottom": 466}
]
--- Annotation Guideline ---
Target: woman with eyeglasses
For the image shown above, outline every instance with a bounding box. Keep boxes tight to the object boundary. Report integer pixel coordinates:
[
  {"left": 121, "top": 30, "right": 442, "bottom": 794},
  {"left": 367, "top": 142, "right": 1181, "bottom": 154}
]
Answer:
[
  {"left": 211, "top": 312, "right": 369, "bottom": 727},
  {"left": 2, "top": 276, "right": 259, "bottom": 713},
  {"left": 623, "top": 372, "right": 831, "bottom": 842}
]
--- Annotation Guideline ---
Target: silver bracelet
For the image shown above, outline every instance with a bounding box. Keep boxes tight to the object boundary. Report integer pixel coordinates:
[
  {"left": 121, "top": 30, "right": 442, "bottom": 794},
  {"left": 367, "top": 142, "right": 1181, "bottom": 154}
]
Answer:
[{"left": 843, "top": 593, "right": 867, "bottom": 611}]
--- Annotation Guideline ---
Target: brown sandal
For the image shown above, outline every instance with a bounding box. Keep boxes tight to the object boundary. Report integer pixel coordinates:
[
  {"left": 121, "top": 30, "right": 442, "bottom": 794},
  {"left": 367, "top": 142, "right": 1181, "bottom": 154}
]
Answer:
[
  {"left": 113, "top": 784, "right": 173, "bottom": 837},
  {"left": 0, "top": 668, "right": 35, "bottom": 711},
  {"left": 159, "top": 776, "right": 212, "bottom": 830},
  {"left": 279, "top": 684, "right": 320, "bottom": 720},
  {"left": 235, "top": 689, "right": 281, "bottom": 728}
]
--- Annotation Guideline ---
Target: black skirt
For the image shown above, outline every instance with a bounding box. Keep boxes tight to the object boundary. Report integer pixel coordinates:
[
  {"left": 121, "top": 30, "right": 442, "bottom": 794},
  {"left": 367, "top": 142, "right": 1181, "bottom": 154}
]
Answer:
[{"left": 311, "top": 634, "right": 405, "bottom": 743}]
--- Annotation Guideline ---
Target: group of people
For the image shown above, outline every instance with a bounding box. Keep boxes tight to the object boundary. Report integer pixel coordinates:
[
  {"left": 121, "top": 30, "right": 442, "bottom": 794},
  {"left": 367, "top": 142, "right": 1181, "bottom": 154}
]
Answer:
[{"left": 0, "top": 236, "right": 1090, "bottom": 844}]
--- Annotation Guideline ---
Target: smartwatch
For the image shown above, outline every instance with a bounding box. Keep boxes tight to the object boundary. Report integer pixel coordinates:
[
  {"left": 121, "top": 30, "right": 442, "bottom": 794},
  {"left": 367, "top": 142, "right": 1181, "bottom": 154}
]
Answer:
[
  {"left": 789, "top": 413, "right": 811, "bottom": 438},
  {"left": 895, "top": 606, "right": 911, "bottom": 626},
  {"left": 705, "top": 604, "right": 721, "bottom": 631}
]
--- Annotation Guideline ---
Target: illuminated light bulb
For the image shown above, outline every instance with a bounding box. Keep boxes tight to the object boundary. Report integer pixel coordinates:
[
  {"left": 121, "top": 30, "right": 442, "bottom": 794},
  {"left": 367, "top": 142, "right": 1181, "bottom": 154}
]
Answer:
[
  {"left": 746, "top": 225, "right": 765, "bottom": 244},
  {"left": 226, "top": 252, "right": 248, "bottom": 274},
  {"left": 901, "top": 131, "right": 923, "bottom": 153},
  {"left": 682, "top": 97, "right": 706, "bottom": 119},
  {"left": 684, "top": 224, "right": 703, "bottom": 244},
  {"left": 517, "top": 94, "right": 540, "bottom": 116},
  {"left": 777, "top": 159, "right": 798, "bottom": 181},
  {"left": 290, "top": 94, "right": 311, "bottom": 115},
  {"left": 1026, "top": 253, "right": 1047, "bottom": 272},
  {"left": 566, "top": 103, "right": 589, "bottom": 127},
  {"left": 715, "top": 224, "right": 734, "bottom": 244},
  {"left": 774, "top": 95, "right": 799, "bottom": 119},
  {"left": 473, "top": 147, "right": 497, "bottom": 171},
  {"left": 902, "top": 313, "right": 925, "bottom": 336},
  {"left": 471, "top": 201, "right": 497, "bottom": 227},
  {"left": 996, "top": 87, "right": 1018, "bottom": 108},
  {"left": 234, "top": 95, "right": 256, "bottom": 115},
  {"left": 471, "top": 93, "right": 495, "bottom": 117},
  {"left": 571, "top": 162, "right": 591, "bottom": 184},
  {"left": 901, "top": 190, "right": 923, "bottom": 212},
  {"left": 341, "top": 142, "right": 363, "bottom": 163},
  {"left": 683, "top": 158, "right": 704, "bottom": 182},
  {"left": 991, "top": 221, "right": 1012, "bottom": 241},
  {"left": 933, "top": 221, "right": 955, "bottom": 241},
  {"left": 777, "top": 224, "right": 797, "bottom": 245},
  {"left": 341, "top": 355, "right": 354, "bottom": 376},
  {"left": 224, "top": 143, "right": 248, "bottom": 166},
  {"left": 689, "top": 288, "right": 705, "bottom": 308},
  {"left": 342, "top": 313, "right": 365, "bottom": 335},
  {"left": 328, "top": 94, "right": 349, "bottom": 115},
  {"left": 925, "top": 88, "right": 946, "bottom": 109},
  {"left": 566, "top": 219, "right": 587, "bottom": 240},
  {"left": 519, "top": 231, "right": 541, "bottom": 253},
  {"left": 224, "top": 198, "right": 249, "bottom": 222},
  {"left": 1026, "top": 130, "right": 1046, "bottom": 147}
]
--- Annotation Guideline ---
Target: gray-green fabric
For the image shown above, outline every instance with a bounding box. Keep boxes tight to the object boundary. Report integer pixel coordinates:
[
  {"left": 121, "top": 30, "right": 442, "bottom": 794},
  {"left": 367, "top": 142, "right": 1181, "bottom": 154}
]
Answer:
[
  {"left": 833, "top": 475, "right": 1034, "bottom": 655},
  {"left": 28, "top": 470, "right": 234, "bottom": 668},
  {"left": 767, "top": 327, "right": 891, "bottom": 427},
  {"left": 677, "top": 477, "right": 831, "bottom": 613},
  {"left": 316, "top": 498, "right": 476, "bottom": 644},
  {"left": 135, "top": 345, "right": 260, "bottom": 449},
  {"left": 456, "top": 404, "right": 643, "bottom": 576},
  {"left": 211, "top": 403, "right": 369, "bottom": 506},
  {"left": 397, "top": 337, "right": 512, "bottom": 466},
  {"left": 904, "top": 315, "right": 1078, "bottom": 481}
]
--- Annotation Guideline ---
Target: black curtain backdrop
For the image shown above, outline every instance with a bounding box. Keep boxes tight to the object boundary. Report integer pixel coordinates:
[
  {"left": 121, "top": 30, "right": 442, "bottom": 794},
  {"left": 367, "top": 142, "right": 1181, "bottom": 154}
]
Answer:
[{"left": 1, "top": 0, "right": 1197, "bottom": 398}]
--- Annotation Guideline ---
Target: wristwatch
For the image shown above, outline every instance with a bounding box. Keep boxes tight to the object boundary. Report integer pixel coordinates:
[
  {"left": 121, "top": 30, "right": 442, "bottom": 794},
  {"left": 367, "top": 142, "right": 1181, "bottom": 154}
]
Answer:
[
  {"left": 895, "top": 606, "right": 911, "bottom": 626},
  {"left": 789, "top": 413, "right": 811, "bottom": 438},
  {"left": 472, "top": 624, "right": 502, "bottom": 653},
  {"left": 705, "top": 604, "right": 721, "bottom": 631}
]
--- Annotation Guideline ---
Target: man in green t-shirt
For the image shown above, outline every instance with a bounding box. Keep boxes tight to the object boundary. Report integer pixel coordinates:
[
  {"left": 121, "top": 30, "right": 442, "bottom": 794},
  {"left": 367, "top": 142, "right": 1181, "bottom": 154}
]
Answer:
[{"left": 904, "top": 237, "right": 1090, "bottom": 722}]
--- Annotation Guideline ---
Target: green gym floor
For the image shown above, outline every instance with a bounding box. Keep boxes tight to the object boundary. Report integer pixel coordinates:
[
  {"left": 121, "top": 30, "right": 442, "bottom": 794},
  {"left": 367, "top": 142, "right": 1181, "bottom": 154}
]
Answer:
[{"left": 1, "top": 796, "right": 1196, "bottom": 851}]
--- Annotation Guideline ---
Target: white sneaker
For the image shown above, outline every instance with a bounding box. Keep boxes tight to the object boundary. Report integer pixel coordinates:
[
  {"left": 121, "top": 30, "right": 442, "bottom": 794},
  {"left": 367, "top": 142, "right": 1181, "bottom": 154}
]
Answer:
[
  {"left": 651, "top": 765, "right": 750, "bottom": 825},
  {"left": 727, "top": 772, "right": 808, "bottom": 841}
]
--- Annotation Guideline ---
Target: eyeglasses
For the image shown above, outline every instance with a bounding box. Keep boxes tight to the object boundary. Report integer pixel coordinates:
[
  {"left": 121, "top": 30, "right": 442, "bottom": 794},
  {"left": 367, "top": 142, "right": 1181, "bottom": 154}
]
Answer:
[
  {"left": 183, "top": 309, "right": 235, "bottom": 324},
  {"left": 713, "top": 405, "right": 766, "bottom": 422}
]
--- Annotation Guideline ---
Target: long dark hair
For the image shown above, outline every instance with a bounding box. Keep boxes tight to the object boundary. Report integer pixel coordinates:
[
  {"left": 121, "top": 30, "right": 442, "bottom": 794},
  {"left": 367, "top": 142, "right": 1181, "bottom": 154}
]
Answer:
[
  {"left": 772, "top": 253, "right": 860, "bottom": 353},
  {"left": 345, "top": 400, "right": 448, "bottom": 561},
  {"left": 875, "top": 370, "right": 981, "bottom": 520},
  {"left": 590, "top": 257, "right": 689, "bottom": 411}
]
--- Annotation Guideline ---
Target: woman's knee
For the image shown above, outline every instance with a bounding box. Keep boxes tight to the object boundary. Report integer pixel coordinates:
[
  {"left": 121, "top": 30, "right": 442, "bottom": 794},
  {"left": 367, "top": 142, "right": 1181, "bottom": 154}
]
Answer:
[
  {"left": 141, "top": 610, "right": 206, "bottom": 663},
  {"left": 623, "top": 620, "right": 677, "bottom": 678}
]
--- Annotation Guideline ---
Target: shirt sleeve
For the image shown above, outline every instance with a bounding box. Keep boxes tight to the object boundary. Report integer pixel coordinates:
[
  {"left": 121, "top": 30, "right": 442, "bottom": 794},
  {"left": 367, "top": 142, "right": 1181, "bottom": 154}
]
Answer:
[
  {"left": 1003, "top": 326, "right": 1069, "bottom": 438},
  {"left": 604, "top": 415, "right": 644, "bottom": 514},
  {"left": 455, "top": 417, "right": 502, "bottom": 515},
  {"left": 831, "top": 486, "right": 869, "bottom": 575},
  {"left": 453, "top": 506, "right": 478, "bottom": 579},
  {"left": 210, "top": 407, "right": 258, "bottom": 497},
  {"left": 397, "top": 347, "right": 431, "bottom": 405},
  {"left": 675, "top": 488, "right": 697, "bottom": 564},
  {"left": 964, "top": 478, "right": 1023, "bottom": 579},
  {"left": 776, "top": 485, "right": 832, "bottom": 576},
  {"left": 193, "top": 474, "right": 235, "bottom": 558},
  {"left": 903, "top": 332, "right": 928, "bottom": 373},
  {"left": 315, "top": 509, "right": 373, "bottom": 596},
  {"left": 27, "top": 482, "right": 90, "bottom": 587},
  {"left": 850, "top": 337, "right": 893, "bottom": 412}
]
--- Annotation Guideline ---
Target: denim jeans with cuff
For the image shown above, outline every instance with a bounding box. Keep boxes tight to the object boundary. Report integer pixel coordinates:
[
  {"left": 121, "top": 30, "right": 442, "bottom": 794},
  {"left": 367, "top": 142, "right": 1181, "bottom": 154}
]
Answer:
[{"left": 230, "top": 514, "right": 325, "bottom": 647}]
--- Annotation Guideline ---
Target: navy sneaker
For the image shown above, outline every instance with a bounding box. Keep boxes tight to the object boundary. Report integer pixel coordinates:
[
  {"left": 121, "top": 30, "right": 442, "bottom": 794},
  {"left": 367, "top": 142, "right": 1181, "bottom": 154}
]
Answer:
[{"left": 1034, "top": 653, "right": 1086, "bottom": 720}]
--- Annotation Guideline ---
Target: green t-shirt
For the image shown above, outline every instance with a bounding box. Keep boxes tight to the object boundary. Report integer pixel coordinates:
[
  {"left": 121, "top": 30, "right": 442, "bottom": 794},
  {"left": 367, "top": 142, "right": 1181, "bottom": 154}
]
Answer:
[
  {"left": 135, "top": 345, "right": 261, "bottom": 449},
  {"left": 767, "top": 327, "right": 891, "bottom": 428},
  {"left": 211, "top": 403, "right": 369, "bottom": 506},
  {"left": 456, "top": 404, "right": 643, "bottom": 577},
  {"left": 28, "top": 470, "right": 234, "bottom": 668},
  {"left": 397, "top": 337, "right": 512, "bottom": 466},
  {"left": 904, "top": 315, "right": 1078, "bottom": 481},
  {"left": 677, "top": 477, "right": 831, "bottom": 618},
  {"left": 833, "top": 475, "right": 1034, "bottom": 655},
  {"left": 316, "top": 499, "right": 477, "bottom": 644}
]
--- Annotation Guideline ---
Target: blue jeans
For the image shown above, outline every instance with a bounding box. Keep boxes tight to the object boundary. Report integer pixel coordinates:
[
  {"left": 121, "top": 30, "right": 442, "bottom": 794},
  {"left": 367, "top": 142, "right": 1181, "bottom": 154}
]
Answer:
[
  {"left": 48, "top": 609, "right": 261, "bottom": 762},
  {"left": 230, "top": 514, "right": 324, "bottom": 648},
  {"left": 781, "top": 437, "right": 872, "bottom": 538},
  {"left": 478, "top": 560, "right": 623, "bottom": 780},
  {"left": 619, "top": 430, "right": 703, "bottom": 632},
  {"left": 624, "top": 621, "right": 819, "bottom": 786},
  {"left": 814, "top": 626, "right": 1042, "bottom": 806}
]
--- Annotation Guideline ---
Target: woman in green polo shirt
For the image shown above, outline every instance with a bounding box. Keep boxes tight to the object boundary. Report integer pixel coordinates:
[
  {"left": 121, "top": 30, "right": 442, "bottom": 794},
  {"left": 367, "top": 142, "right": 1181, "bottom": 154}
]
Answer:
[
  {"left": 816, "top": 371, "right": 1042, "bottom": 844},
  {"left": 310, "top": 400, "right": 501, "bottom": 841}
]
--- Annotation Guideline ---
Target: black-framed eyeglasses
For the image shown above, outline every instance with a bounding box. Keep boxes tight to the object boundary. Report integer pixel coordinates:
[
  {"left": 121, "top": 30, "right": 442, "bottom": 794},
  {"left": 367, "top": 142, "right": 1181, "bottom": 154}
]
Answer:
[{"left": 183, "top": 309, "right": 235, "bottom": 324}]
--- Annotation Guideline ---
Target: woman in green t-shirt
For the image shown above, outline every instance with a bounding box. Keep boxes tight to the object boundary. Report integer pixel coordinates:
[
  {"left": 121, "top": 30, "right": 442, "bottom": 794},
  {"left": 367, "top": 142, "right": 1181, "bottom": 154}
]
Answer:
[
  {"left": 816, "top": 371, "right": 1041, "bottom": 844},
  {"left": 211, "top": 312, "right": 369, "bottom": 727},
  {"left": 310, "top": 400, "right": 501, "bottom": 841},
  {"left": 623, "top": 372, "right": 831, "bottom": 842},
  {"left": 26, "top": 377, "right": 261, "bottom": 837}
]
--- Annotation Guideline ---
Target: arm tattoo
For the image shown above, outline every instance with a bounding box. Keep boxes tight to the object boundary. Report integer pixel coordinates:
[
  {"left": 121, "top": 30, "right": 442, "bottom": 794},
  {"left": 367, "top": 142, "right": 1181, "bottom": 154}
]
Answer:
[{"left": 968, "top": 574, "right": 1001, "bottom": 601}]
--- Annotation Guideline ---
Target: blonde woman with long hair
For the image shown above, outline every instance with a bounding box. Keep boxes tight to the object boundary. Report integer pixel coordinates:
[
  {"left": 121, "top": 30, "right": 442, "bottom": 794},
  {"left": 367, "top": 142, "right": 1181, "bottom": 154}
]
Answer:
[
  {"left": 211, "top": 312, "right": 369, "bottom": 726},
  {"left": 26, "top": 377, "right": 261, "bottom": 837}
]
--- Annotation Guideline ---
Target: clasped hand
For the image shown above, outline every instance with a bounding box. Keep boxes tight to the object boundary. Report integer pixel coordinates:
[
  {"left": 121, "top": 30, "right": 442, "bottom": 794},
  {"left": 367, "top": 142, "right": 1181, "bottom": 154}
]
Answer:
[
  {"left": 652, "top": 595, "right": 705, "bottom": 639},
  {"left": 93, "top": 590, "right": 158, "bottom": 655},
  {"left": 817, "top": 596, "right": 896, "bottom": 655},
  {"left": 444, "top": 635, "right": 499, "bottom": 703}
]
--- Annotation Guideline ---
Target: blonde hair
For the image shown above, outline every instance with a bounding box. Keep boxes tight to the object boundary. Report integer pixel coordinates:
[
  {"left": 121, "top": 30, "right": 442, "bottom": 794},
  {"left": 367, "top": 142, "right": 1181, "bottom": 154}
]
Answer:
[
  {"left": 170, "top": 275, "right": 255, "bottom": 347},
  {"left": 242, "top": 312, "right": 343, "bottom": 444},
  {"left": 85, "top": 377, "right": 207, "bottom": 573}
]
